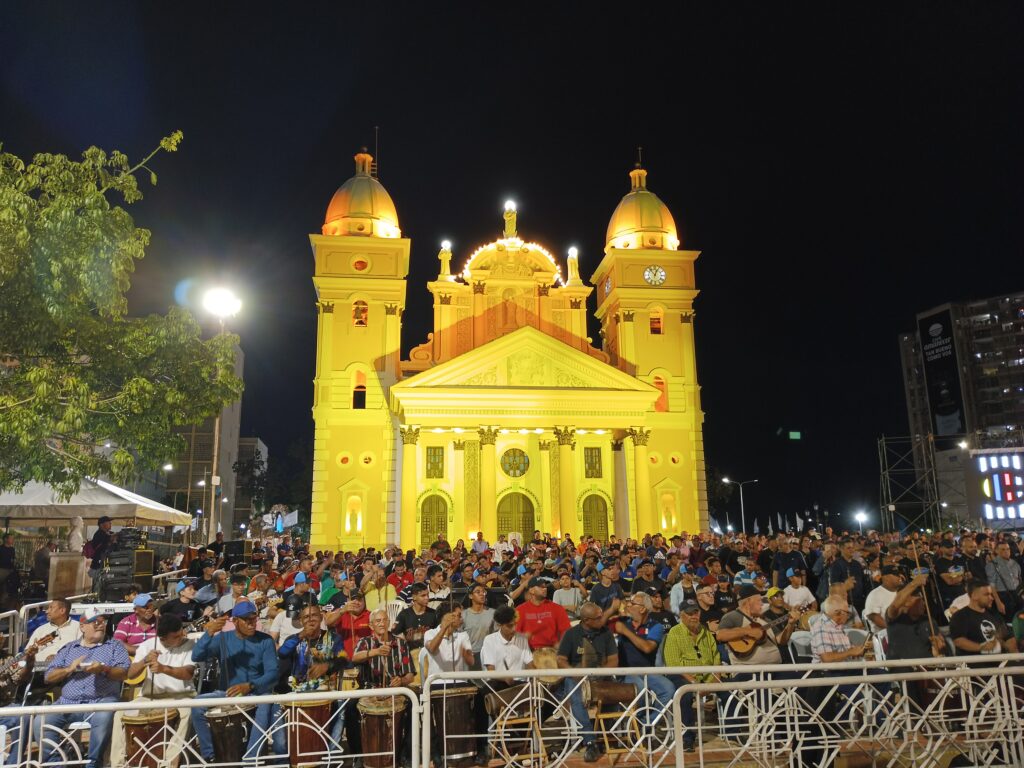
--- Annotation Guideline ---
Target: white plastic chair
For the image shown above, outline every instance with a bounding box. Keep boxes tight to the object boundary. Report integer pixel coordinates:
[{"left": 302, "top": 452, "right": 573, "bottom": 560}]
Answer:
[
  {"left": 385, "top": 599, "right": 405, "bottom": 629},
  {"left": 789, "top": 630, "right": 812, "bottom": 663},
  {"left": 871, "top": 629, "right": 888, "bottom": 661}
]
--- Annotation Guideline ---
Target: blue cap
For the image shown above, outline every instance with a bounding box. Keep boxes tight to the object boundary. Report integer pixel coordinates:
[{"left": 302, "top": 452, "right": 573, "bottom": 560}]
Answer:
[
  {"left": 231, "top": 601, "right": 257, "bottom": 618},
  {"left": 133, "top": 594, "right": 154, "bottom": 607},
  {"left": 294, "top": 573, "right": 307, "bottom": 584}
]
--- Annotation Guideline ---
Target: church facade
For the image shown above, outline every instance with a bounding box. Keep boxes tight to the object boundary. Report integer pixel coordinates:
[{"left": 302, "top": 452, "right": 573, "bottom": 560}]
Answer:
[{"left": 309, "top": 152, "right": 707, "bottom": 551}]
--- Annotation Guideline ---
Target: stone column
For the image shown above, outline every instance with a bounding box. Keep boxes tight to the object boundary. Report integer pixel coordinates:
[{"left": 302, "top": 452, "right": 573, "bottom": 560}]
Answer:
[
  {"left": 479, "top": 427, "right": 498, "bottom": 538},
  {"left": 472, "top": 283, "right": 487, "bottom": 346},
  {"left": 384, "top": 304, "right": 401, "bottom": 384},
  {"left": 453, "top": 440, "right": 467, "bottom": 533},
  {"left": 611, "top": 439, "right": 630, "bottom": 541},
  {"left": 539, "top": 440, "right": 553, "bottom": 534},
  {"left": 628, "top": 427, "right": 654, "bottom": 537},
  {"left": 400, "top": 427, "right": 420, "bottom": 548},
  {"left": 554, "top": 427, "right": 576, "bottom": 537},
  {"left": 537, "top": 284, "right": 551, "bottom": 335}
]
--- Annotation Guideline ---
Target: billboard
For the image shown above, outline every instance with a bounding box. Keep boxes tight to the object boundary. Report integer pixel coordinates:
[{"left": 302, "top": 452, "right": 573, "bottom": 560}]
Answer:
[
  {"left": 967, "top": 450, "right": 1024, "bottom": 523},
  {"left": 917, "top": 307, "right": 965, "bottom": 436}
]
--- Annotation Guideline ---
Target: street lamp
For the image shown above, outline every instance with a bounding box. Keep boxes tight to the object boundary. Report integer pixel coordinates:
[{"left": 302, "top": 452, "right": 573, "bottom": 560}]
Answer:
[
  {"left": 722, "top": 477, "right": 759, "bottom": 533},
  {"left": 855, "top": 511, "right": 867, "bottom": 534},
  {"left": 202, "top": 286, "right": 241, "bottom": 542}
]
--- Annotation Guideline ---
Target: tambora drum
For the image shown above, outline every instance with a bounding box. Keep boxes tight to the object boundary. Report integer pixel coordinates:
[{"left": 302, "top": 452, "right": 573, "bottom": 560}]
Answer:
[
  {"left": 483, "top": 682, "right": 530, "bottom": 720},
  {"left": 532, "top": 647, "right": 561, "bottom": 685},
  {"left": 284, "top": 699, "right": 332, "bottom": 768},
  {"left": 340, "top": 668, "right": 360, "bottom": 691},
  {"left": 122, "top": 709, "right": 180, "bottom": 768},
  {"left": 582, "top": 679, "right": 637, "bottom": 709},
  {"left": 431, "top": 686, "right": 478, "bottom": 766},
  {"left": 357, "top": 696, "right": 408, "bottom": 768},
  {"left": 206, "top": 703, "right": 255, "bottom": 764}
]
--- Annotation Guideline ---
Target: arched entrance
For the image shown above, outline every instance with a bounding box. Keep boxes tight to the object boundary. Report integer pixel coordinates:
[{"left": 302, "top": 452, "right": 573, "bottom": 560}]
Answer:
[
  {"left": 420, "top": 495, "right": 448, "bottom": 545},
  {"left": 497, "top": 493, "right": 534, "bottom": 538},
  {"left": 582, "top": 494, "right": 609, "bottom": 541}
]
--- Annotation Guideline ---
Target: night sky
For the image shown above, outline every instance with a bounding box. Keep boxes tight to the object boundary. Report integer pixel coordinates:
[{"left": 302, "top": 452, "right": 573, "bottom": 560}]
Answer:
[{"left": 3, "top": 4, "right": 1023, "bottom": 530}]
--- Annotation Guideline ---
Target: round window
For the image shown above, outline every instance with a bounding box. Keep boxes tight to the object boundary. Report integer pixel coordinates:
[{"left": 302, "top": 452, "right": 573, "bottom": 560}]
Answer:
[{"left": 500, "top": 448, "right": 530, "bottom": 477}]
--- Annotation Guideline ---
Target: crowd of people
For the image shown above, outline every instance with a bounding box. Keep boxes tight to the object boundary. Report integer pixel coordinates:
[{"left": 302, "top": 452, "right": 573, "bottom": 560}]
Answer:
[{"left": 2, "top": 523, "right": 1022, "bottom": 766}]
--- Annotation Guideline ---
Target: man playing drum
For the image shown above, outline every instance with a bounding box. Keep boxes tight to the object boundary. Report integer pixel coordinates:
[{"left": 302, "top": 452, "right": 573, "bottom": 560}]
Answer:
[
  {"left": 190, "top": 601, "right": 280, "bottom": 761},
  {"left": 110, "top": 612, "right": 196, "bottom": 768}
]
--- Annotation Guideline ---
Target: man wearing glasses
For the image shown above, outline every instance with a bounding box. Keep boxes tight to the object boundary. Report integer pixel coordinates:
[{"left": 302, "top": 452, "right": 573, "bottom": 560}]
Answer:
[
  {"left": 664, "top": 600, "right": 723, "bottom": 752},
  {"left": 615, "top": 593, "right": 675, "bottom": 719},
  {"left": 34, "top": 607, "right": 130, "bottom": 768},
  {"left": 810, "top": 597, "right": 866, "bottom": 664}
]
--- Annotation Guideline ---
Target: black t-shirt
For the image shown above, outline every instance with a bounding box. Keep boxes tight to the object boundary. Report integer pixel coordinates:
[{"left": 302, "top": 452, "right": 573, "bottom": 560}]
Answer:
[
  {"left": 756, "top": 548, "right": 775, "bottom": 575},
  {"left": 160, "top": 598, "right": 203, "bottom": 623},
  {"left": 714, "top": 589, "right": 738, "bottom": 612},
  {"left": 284, "top": 590, "right": 317, "bottom": 616},
  {"left": 948, "top": 606, "right": 1011, "bottom": 655},
  {"left": 630, "top": 577, "right": 665, "bottom": 595},
  {"left": 589, "top": 582, "right": 624, "bottom": 611},
  {"left": 0, "top": 546, "right": 15, "bottom": 570},
  {"left": 557, "top": 624, "right": 617, "bottom": 667},
  {"left": 933, "top": 555, "right": 965, "bottom": 602},
  {"left": 207, "top": 541, "right": 225, "bottom": 558},
  {"left": 700, "top": 606, "right": 724, "bottom": 629},
  {"left": 962, "top": 553, "right": 988, "bottom": 585},
  {"left": 393, "top": 606, "right": 438, "bottom": 648},
  {"left": 649, "top": 610, "right": 677, "bottom": 631},
  {"left": 886, "top": 614, "right": 934, "bottom": 660}
]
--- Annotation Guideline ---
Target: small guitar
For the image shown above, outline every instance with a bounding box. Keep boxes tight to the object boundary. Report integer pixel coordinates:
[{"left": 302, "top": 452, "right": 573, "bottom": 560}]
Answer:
[
  {"left": 726, "top": 608, "right": 808, "bottom": 659},
  {"left": 0, "top": 631, "right": 59, "bottom": 681}
]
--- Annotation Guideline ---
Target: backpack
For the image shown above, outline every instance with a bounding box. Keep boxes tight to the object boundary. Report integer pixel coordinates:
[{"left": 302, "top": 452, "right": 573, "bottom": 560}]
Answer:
[{"left": 83, "top": 541, "right": 96, "bottom": 559}]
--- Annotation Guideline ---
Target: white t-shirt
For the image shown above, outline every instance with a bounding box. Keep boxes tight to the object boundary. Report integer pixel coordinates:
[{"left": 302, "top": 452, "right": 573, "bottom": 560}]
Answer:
[
  {"left": 132, "top": 636, "right": 197, "bottom": 695},
  {"left": 783, "top": 585, "right": 816, "bottom": 610},
  {"left": 864, "top": 585, "right": 897, "bottom": 628},
  {"left": 30, "top": 620, "right": 82, "bottom": 663},
  {"left": 422, "top": 627, "right": 472, "bottom": 677},
  {"left": 271, "top": 611, "right": 302, "bottom": 645},
  {"left": 480, "top": 630, "right": 533, "bottom": 674}
]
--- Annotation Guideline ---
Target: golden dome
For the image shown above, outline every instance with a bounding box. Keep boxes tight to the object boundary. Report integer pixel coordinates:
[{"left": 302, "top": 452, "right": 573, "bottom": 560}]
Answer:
[
  {"left": 605, "top": 166, "right": 679, "bottom": 251},
  {"left": 322, "top": 151, "right": 401, "bottom": 238}
]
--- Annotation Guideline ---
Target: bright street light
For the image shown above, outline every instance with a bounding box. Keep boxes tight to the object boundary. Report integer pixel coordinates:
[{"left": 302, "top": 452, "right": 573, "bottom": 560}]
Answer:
[
  {"left": 722, "top": 477, "right": 759, "bottom": 533},
  {"left": 957, "top": 440, "right": 968, "bottom": 450},
  {"left": 162, "top": 463, "right": 173, "bottom": 472},
  {"left": 855, "top": 510, "right": 867, "bottom": 533},
  {"left": 197, "top": 480, "right": 206, "bottom": 487}
]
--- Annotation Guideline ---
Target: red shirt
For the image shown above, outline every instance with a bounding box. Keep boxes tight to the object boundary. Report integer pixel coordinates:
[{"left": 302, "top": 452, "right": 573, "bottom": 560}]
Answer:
[
  {"left": 335, "top": 610, "right": 372, "bottom": 659},
  {"left": 387, "top": 571, "right": 414, "bottom": 592},
  {"left": 516, "top": 599, "right": 570, "bottom": 650}
]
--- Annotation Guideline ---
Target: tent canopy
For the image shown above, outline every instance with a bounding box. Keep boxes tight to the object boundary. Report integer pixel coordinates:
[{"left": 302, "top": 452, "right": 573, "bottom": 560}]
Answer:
[{"left": 0, "top": 478, "right": 191, "bottom": 526}]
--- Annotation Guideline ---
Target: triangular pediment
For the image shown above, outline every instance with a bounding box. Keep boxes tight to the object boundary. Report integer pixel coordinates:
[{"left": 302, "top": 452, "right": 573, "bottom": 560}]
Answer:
[
  {"left": 391, "top": 327, "right": 658, "bottom": 427},
  {"left": 396, "top": 327, "right": 655, "bottom": 392}
]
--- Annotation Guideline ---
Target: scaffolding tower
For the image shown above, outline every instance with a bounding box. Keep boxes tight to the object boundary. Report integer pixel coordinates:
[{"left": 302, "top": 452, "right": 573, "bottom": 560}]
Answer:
[{"left": 879, "top": 434, "right": 942, "bottom": 533}]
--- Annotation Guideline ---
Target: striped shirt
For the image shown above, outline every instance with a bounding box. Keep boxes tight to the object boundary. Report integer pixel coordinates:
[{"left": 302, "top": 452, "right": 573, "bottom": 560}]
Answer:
[
  {"left": 113, "top": 613, "right": 157, "bottom": 647},
  {"left": 48, "top": 639, "right": 130, "bottom": 704},
  {"left": 810, "top": 614, "right": 850, "bottom": 663}
]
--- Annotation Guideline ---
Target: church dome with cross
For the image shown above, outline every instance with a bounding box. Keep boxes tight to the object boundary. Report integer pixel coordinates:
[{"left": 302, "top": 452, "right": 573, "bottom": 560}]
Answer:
[
  {"left": 605, "top": 165, "right": 679, "bottom": 251},
  {"left": 323, "top": 150, "right": 401, "bottom": 238}
]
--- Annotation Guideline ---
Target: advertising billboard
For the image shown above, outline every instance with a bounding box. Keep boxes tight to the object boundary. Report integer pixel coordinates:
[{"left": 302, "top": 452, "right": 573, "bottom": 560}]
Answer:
[
  {"left": 917, "top": 307, "right": 966, "bottom": 436},
  {"left": 967, "top": 450, "right": 1024, "bottom": 524}
]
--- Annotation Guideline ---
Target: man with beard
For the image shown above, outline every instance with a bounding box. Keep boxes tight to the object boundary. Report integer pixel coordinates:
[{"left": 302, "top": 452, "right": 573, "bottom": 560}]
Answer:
[{"left": 950, "top": 582, "right": 1018, "bottom": 656}]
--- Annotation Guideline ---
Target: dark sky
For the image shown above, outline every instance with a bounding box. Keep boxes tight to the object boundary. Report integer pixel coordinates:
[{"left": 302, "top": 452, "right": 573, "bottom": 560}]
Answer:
[{"left": 3, "top": 3, "right": 1023, "bottom": 529}]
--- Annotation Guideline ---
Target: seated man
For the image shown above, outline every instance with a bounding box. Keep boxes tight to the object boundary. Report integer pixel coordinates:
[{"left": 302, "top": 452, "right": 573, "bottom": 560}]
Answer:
[
  {"left": 110, "top": 612, "right": 196, "bottom": 768},
  {"left": 113, "top": 593, "right": 158, "bottom": 656},
  {"left": 614, "top": 593, "right": 674, "bottom": 720},
  {"left": 34, "top": 608, "right": 130, "bottom": 768},
  {"left": 663, "top": 599, "right": 724, "bottom": 752},
  {"left": 556, "top": 601, "right": 618, "bottom": 764}
]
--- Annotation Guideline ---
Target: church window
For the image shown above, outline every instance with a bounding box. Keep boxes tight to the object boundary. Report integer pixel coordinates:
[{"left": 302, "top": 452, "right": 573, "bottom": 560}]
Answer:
[
  {"left": 352, "top": 371, "right": 367, "bottom": 409},
  {"left": 425, "top": 446, "right": 445, "bottom": 479},
  {"left": 653, "top": 376, "right": 669, "bottom": 412},
  {"left": 500, "top": 448, "right": 530, "bottom": 478},
  {"left": 352, "top": 301, "right": 368, "bottom": 327},
  {"left": 584, "top": 447, "right": 603, "bottom": 478},
  {"left": 649, "top": 308, "right": 663, "bottom": 335}
]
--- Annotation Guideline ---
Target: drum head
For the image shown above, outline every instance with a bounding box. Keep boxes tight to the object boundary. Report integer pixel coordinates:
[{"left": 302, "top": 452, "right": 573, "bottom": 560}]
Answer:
[
  {"left": 207, "top": 704, "right": 255, "bottom": 719},
  {"left": 358, "top": 696, "right": 407, "bottom": 715},
  {"left": 122, "top": 709, "right": 180, "bottom": 726}
]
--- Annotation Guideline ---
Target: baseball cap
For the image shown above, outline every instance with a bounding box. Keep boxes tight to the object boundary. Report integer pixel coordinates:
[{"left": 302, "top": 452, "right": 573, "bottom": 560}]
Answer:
[
  {"left": 881, "top": 565, "right": 902, "bottom": 577},
  {"left": 765, "top": 587, "right": 783, "bottom": 599},
  {"left": 737, "top": 585, "right": 761, "bottom": 600},
  {"left": 717, "top": 574, "right": 731, "bottom": 582},
  {"left": 133, "top": 594, "right": 154, "bottom": 607},
  {"left": 80, "top": 607, "right": 106, "bottom": 623},
  {"left": 679, "top": 599, "right": 701, "bottom": 614},
  {"left": 700, "top": 575, "right": 717, "bottom": 588},
  {"left": 544, "top": 558, "right": 558, "bottom": 567},
  {"left": 528, "top": 576, "right": 548, "bottom": 590},
  {"left": 938, "top": 540, "right": 954, "bottom": 548},
  {"left": 643, "top": 586, "right": 662, "bottom": 597},
  {"left": 177, "top": 578, "right": 199, "bottom": 592},
  {"left": 201, "top": 559, "right": 215, "bottom": 569},
  {"left": 97, "top": 516, "right": 112, "bottom": 525},
  {"left": 639, "top": 559, "right": 654, "bottom": 567},
  {"left": 231, "top": 601, "right": 257, "bottom": 618},
  {"left": 294, "top": 573, "right": 308, "bottom": 584},
  {"left": 786, "top": 568, "right": 803, "bottom": 578}
]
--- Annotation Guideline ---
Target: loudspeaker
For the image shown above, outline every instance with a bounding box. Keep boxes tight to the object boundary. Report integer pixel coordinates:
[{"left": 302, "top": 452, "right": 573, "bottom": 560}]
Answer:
[
  {"left": 133, "top": 550, "right": 155, "bottom": 576},
  {"left": 222, "top": 539, "right": 252, "bottom": 569}
]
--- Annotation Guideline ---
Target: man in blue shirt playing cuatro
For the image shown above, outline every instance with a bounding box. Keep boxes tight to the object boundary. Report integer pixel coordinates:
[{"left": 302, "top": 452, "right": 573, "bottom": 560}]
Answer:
[{"left": 191, "top": 600, "right": 280, "bottom": 760}]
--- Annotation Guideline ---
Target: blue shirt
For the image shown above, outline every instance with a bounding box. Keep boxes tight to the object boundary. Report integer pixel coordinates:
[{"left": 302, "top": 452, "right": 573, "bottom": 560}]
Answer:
[
  {"left": 193, "top": 630, "right": 278, "bottom": 694},
  {"left": 49, "top": 638, "right": 130, "bottom": 704},
  {"left": 618, "top": 616, "right": 665, "bottom": 667}
]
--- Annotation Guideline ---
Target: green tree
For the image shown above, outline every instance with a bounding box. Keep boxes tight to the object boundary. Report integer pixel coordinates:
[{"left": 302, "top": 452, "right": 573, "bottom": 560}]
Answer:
[
  {"left": 233, "top": 447, "right": 267, "bottom": 515},
  {"left": 0, "top": 133, "right": 243, "bottom": 496}
]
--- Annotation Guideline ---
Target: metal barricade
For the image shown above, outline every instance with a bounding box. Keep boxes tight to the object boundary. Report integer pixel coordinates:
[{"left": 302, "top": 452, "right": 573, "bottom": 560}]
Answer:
[
  {"left": 0, "top": 687, "right": 420, "bottom": 768},
  {"left": 0, "top": 611, "right": 18, "bottom": 656},
  {"left": 16, "top": 593, "right": 92, "bottom": 650},
  {"left": 423, "top": 654, "right": 1024, "bottom": 768},
  {"left": 152, "top": 569, "right": 186, "bottom": 597}
]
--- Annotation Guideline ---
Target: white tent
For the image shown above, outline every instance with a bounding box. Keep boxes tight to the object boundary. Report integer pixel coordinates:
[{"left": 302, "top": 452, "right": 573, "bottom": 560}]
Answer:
[{"left": 0, "top": 478, "right": 191, "bottom": 526}]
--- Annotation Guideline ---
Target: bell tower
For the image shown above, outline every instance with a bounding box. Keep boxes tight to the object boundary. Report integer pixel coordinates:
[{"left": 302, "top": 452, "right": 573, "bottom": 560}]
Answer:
[
  {"left": 591, "top": 163, "right": 709, "bottom": 532},
  {"left": 309, "top": 150, "right": 410, "bottom": 549}
]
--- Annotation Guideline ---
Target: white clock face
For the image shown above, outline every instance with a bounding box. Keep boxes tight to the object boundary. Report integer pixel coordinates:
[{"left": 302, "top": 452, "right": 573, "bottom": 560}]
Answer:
[
  {"left": 604, "top": 277, "right": 612, "bottom": 295},
  {"left": 644, "top": 265, "right": 666, "bottom": 286}
]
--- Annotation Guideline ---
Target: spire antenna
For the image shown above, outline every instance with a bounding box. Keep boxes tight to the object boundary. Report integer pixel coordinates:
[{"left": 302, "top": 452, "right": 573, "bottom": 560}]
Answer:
[
  {"left": 636, "top": 145, "right": 643, "bottom": 168},
  {"left": 372, "top": 126, "right": 380, "bottom": 178}
]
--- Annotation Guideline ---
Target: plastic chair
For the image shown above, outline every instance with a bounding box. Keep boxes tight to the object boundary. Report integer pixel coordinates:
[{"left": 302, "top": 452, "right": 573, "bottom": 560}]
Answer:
[
  {"left": 385, "top": 599, "right": 405, "bottom": 629},
  {"left": 789, "top": 630, "right": 812, "bottom": 663},
  {"left": 846, "top": 628, "right": 868, "bottom": 648},
  {"left": 871, "top": 628, "right": 888, "bottom": 661},
  {"left": 807, "top": 613, "right": 824, "bottom": 630}
]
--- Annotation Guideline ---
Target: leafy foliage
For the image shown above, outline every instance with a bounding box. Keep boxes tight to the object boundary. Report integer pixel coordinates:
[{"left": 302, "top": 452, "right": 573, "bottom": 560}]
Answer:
[
  {"left": 233, "top": 446, "right": 267, "bottom": 514},
  {"left": 0, "top": 133, "right": 243, "bottom": 497}
]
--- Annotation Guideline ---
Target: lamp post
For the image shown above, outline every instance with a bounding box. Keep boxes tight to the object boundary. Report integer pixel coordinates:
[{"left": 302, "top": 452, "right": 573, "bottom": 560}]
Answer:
[
  {"left": 202, "top": 287, "right": 241, "bottom": 542},
  {"left": 722, "top": 477, "right": 759, "bottom": 534},
  {"left": 855, "top": 511, "right": 867, "bottom": 534}
]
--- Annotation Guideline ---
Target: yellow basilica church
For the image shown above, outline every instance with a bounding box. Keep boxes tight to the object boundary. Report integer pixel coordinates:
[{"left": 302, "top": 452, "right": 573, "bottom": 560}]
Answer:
[{"left": 309, "top": 151, "right": 707, "bottom": 551}]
